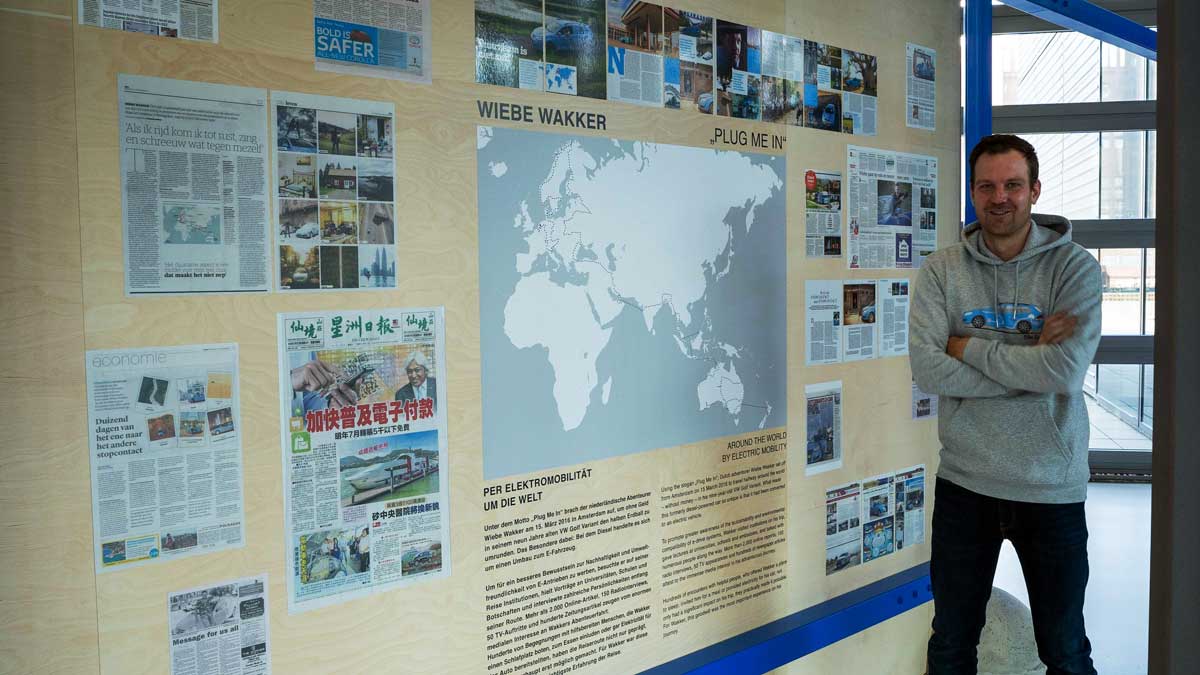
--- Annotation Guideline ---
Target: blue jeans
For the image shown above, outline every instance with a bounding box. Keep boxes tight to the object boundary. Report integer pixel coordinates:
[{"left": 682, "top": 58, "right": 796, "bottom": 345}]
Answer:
[{"left": 927, "top": 478, "right": 1096, "bottom": 675}]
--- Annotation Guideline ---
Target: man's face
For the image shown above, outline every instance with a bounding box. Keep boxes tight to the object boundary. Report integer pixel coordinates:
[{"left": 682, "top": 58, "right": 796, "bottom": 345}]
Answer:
[
  {"left": 970, "top": 149, "right": 1040, "bottom": 237},
  {"left": 733, "top": 33, "right": 742, "bottom": 59},
  {"left": 406, "top": 363, "right": 427, "bottom": 388}
]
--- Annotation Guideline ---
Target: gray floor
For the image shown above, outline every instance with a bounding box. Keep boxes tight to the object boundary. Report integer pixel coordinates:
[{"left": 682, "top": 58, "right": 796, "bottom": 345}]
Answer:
[{"left": 992, "top": 482, "right": 1152, "bottom": 674}]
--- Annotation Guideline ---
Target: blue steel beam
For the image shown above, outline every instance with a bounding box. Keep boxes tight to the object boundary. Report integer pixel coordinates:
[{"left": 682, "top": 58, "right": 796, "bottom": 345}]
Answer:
[
  {"left": 964, "top": 0, "right": 992, "bottom": 225},
  {"left": 1001, "top": 0, "right": 1157, "bottom": 60},
  {"left": 639, "top": 565, "right": 933, "bottom": 675}
]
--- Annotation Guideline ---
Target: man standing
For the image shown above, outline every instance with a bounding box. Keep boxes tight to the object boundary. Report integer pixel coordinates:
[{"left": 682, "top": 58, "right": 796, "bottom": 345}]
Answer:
[
  {"left": 910, "top": 135, "right": 1102, "bottom": 674},
  {"left": 395, "top": 350, "right": 437, "bottom": 412}
]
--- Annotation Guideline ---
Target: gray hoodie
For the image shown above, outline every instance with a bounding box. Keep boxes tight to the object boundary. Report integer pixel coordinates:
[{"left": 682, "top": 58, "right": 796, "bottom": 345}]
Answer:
[{"left": 909, "top": 215, "right": 1102, "bottom": 503}]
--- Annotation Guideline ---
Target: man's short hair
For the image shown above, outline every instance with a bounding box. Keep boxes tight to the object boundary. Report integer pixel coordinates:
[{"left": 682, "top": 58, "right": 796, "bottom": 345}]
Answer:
[
  {"left": 404, "top": 351, "right": 429, "bottom": 371},
  {"left": 969, "top": 134, "right": 1039, "bottom": 186}
]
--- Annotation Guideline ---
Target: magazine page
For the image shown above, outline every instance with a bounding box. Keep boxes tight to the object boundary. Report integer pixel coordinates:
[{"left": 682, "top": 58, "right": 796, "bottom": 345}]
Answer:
[{"left": 272, "top": 91, "right": 398, "bottom": 292}]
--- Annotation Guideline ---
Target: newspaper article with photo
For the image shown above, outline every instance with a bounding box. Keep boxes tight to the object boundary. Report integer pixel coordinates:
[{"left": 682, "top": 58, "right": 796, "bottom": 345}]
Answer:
[
  {"left": 878, "top": 278, "right": 911, "bottom": 356},
  {"left": 915, "top": 181, "right": 938, "bottom": 268},
  {"left": 805, "top": 280, "right": 842, "bottom": 366},
  {"left": 842, "top": 280, "right": 877, "bottom": 362},
  {"left": 666, "top": 10, "right": 714, "bottom": 113},
  {"left": 860, "top": 472, "right": 895, "bottom": 563},
  {"left": 805, "top": 381, "right": 843, "bottom": 476},
  {"left": 80, "top": 0, "right": 217, "bottom": 41},
  {"left": 840, "top": 49, "right": 878, "bottom": 135},
  {"left": 475, "top": 0, "right": 545, "bottom": 90},
  {"left": 825, "top": 482, "right": 862, "bottom": 575},
  {"left": 759, "top": 30, "right": 804, "bottom": 125},
  {"left": 911, "top": 379, "right": 939, "bottom": 419},
  {"left": 893, "top": 465, "right": 926, "bottom": 550},
  {"left": 715, "top": 20, "right": 761, "bottom": 120},
  {"left": 846, "top": 145, "right": 938, "bottom": 269},
  {"left": 278, "top": 307, "right": 450, "bottom": 612},
  {"left": 313, "top": 0, "right": 432, "bottom": 83},
  {"left": 119, "top": 75, "right": 271, "bottom": 295},
  {"left": 804, "top": 170, "right": 842, "bottom": 257},
  {"left": 605, "top": 1, "right": 665, "bottom": 107},
  {"left": 272, "top": 91, "right": 397, "bottom": 292},
  {"left": 906, "top": 43, "right": 936, "bottom": 131},
  {"left": 168, "top": 575, "right": 270, "bottom": 675},
  {"left": 86, "top": 344, "right": 245, "bottom": 573}
]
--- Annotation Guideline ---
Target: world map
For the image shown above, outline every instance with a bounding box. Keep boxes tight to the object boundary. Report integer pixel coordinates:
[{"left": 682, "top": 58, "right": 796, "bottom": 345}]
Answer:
[
  {"left": 163, "top": 204, "right": 221, "bottom": 244},
  {"left": 477, "top": 126, "right": 786, "bottom": 479}
]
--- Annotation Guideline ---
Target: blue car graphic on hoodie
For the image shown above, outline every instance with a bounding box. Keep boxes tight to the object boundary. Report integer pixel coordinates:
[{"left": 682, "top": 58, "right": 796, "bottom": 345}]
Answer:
[{"left": 962, "top": 303, "right": 1045, "bottom": 334}]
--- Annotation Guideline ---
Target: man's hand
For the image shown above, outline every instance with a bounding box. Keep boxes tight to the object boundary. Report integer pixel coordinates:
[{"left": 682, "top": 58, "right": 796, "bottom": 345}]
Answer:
[
  {"left": 291, "top": 359, "right": 358, "bottom": 408},
  {"left": 1038, "top": 311, "right": 1078, "bottom": 346},
  {"left": 946, "top": 336, "right": 970, "bottom": 361}
]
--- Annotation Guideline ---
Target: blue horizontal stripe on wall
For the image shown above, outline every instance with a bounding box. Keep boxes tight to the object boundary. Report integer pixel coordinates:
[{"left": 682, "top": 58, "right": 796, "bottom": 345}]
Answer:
[{"left": 639, "top": 563, "right": 932, "bottom": 675}]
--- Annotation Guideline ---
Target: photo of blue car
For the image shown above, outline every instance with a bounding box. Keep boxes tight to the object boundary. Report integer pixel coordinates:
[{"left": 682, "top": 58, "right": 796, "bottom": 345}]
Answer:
[
  {"left": 534, "top": 20, "right": 594, "bottom": 52},
  {"left": 962, "top": 303, "right": 1045, "bottom": 334}
]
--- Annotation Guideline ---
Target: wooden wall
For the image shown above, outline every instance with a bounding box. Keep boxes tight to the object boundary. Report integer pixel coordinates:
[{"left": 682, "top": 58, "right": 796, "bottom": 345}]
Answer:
[{"left": 0, "top": 0, "right": 961, "bottom": 672}]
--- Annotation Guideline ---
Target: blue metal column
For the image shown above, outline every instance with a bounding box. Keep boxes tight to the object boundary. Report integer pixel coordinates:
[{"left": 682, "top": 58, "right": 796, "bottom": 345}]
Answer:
[{"left": 963, "top": 0, "right": 992, "bottom": 226}]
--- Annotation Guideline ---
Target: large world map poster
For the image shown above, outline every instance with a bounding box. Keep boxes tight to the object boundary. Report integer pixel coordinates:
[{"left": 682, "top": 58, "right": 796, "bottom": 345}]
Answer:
[{"left": 478, "top": 125, "right": 787, "bottom": 479}]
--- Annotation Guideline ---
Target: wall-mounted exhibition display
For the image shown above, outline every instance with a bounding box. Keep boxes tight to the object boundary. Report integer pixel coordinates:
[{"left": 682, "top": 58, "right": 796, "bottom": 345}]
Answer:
[
  {"left": 22, "top": 0, "right": 959, "bottom": 672},
  {"left": 906, "top": 43, "right": 937, "bottom": 131},
  {"left": 272, "top": 92, "right": 398, "bottom": 291},
  {"left": 277, "top": 307, "right": 450, "bottom": 612},
  {"left": 477, "top": 125, "right": 786, "bottom": 479},
  {"left": 847, "top": 145, "right": 939, "bottom": 269},
  {"left": 80, "top": 0, "right": 218, "bottom": 42},
  {"left": 119, "top": 75, "right": 271, "bottom": 295},
  {"left": 313, "top": 0, "right": 432, "bottom": 83},
  {"left": 475, "top": 1, "right": 879, "bottom": 136},
  {"left": 86, "top": 343, "right": 245, "bottom": 572},
  {"left": 168, "top": 574, "right": 270, "bottom": 675}
]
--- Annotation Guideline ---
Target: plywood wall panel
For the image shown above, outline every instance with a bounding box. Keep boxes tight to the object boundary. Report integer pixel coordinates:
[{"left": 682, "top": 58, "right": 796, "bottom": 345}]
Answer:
[{"left": 3, "top": 0, "right": 962, "bottom": 672}]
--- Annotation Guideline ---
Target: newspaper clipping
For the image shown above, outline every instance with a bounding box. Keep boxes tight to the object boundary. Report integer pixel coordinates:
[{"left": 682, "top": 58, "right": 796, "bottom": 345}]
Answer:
[
  {"left": 314, "top": 0, "right": 432, "bottom": 83},
  {"left": 846, "top": 145, "right": 938, "bottom": 270},
  {"left": 804, "top": 170, "right": 842, "bottom": 257},
  {"left": 805, "top": 381, "right": 843, "bottom": 476},
  {"left": 915, "top": 179, "right": 938, "bottom": 268},
  {"left": 606, "top": 0, "right": 664, "bottom": 107},
  {"left": 666, "top": 11, "right": 715, "bottom": 113},
  {"left": 860, "top": 472, "right": 895, "bottom": 563},
  {"left": 86, "top": 344, "right": 245, "bottom": 573},
  {"left": 759, "top": 30, "right": 804, "bottom": 125},
  {"left": 80, "top": 0, "right": 217, "bottom": 42},
  {"left": 912, "top": 380, "right": 939, "bottom": 420},
  {"left": 278, "top": 307, "right": 450, "bottom": 612},
  {"left": 906, "top": 43, "right": 936, "bottom": 131},
  {"left": 119, "top": 75, "right": 271, "bottom": 295},
  {"left": 805, "top": 280, "right": 842, "bottom": 366},
  {"left": 842, "top": 280, "right": 877, "bottom": 362},
  {"left": 878, "top": 278, "right": 911, "bottom": 357},
  {"left": 825, "top": 482, "right": 861, "bottom": 575},
  {"left": 169, "top": 575, "right": 270, "bottom": 675},
  {"left": 894, "top": 465, "right": 926, "bottom": 550},
  {"left": 273, "top": 92, "right": 397, "bottom": 292}
]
